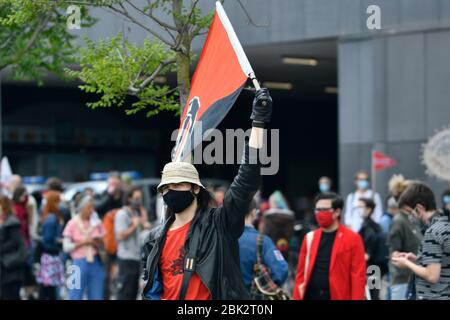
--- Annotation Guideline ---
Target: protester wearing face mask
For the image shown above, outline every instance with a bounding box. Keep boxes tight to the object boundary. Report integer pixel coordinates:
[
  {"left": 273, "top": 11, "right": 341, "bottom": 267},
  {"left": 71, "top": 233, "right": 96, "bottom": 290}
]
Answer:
[
  {"left": 292, "top": 192, "right": 366, "bottom": 300},
  {"left": 141, "top": 88, "right": 272, "bottom": 300},
  {"left": 318, "top": 176, "right": 332, "bottom": 194},
  {"left": 388, "top": 182, "right": 424, "bottom": 300},
  {"left": 358, "top": 198, "right": 388, "bottom": 300},
  {"left": 114, "top": 187, "right": 145, "bottom": 300},
  {"left": 391, "top": 182, "right": 450, "bottom": 300},
  {"left": 344, "top": 170, "right": 383, "bottom": 232}
]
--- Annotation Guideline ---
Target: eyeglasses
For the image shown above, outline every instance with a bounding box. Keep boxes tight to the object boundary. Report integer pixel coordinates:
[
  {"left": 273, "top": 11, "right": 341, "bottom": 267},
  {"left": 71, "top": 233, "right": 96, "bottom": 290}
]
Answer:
[{"left": 314, "top": 207, "right": 334, "bottom": 213}]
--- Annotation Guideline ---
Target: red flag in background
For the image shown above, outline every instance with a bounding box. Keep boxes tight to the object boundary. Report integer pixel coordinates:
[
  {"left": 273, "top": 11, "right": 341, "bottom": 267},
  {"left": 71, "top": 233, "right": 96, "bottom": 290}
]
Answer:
[
  {"left": 173, "top": 1, "right": 256, "bottom": 162},
  {"left": 372, "top": 151, "right": 397, "bottom": 171}
]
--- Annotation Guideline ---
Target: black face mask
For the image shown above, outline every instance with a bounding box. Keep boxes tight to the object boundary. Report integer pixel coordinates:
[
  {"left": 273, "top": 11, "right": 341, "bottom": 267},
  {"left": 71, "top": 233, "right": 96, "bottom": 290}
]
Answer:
[{"left": 163, "top": 189, "right": 195, "bottom": 213}]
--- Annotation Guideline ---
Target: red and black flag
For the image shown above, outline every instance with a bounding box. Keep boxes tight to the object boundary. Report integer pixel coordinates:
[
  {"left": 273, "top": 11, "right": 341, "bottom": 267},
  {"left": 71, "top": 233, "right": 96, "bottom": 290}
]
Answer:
[{"left": 173, "top": 1, "right": 257, "bottom": 162}]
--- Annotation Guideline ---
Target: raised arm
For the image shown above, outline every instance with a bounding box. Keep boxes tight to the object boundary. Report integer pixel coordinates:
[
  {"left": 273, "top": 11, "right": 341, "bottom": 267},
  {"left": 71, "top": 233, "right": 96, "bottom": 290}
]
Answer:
[{"left": 217, "top": 89, "right": 272, "bottom": 239}]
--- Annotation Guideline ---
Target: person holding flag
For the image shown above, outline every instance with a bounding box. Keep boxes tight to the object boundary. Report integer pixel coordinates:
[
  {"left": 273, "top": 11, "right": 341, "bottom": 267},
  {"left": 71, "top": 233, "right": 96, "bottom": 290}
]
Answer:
[
  {"left": 141, "top": 2, "right": 273, "bottom": 300},
  {"left": 142, "top": 88, "right": 272, "bottom": 300}
]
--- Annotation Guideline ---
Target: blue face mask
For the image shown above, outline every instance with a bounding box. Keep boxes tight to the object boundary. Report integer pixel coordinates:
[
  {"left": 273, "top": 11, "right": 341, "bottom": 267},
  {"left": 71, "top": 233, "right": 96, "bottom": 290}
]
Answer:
[
  {"left": 357, "top": 180, "right": 369, "bottom": 190},
  {"left": 443, "top": 195, "right": 450, "bottom": 205},
  {"left": 319, "top": 183, "right": 330, "bottom": 193}
]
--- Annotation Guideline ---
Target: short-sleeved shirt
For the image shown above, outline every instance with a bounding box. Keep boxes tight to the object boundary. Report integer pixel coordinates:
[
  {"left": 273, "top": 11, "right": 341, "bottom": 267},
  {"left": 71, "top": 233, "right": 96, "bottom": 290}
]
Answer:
[
  {"left": 114, "top": 208, "right": 141, "bottom": 261},
  {"left": 63, "top": 217, "right": 105, "bottom": 260},
  {"left": 159, "top": 221, "right": 211, "bottom": 300},
  {"left": 416, "top": 213, "right": 450, "bottom": 300}
]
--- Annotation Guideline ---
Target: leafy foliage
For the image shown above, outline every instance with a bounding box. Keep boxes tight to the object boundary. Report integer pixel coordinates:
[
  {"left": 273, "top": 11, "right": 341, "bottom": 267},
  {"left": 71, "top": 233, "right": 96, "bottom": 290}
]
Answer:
[
  {"left": 67, "top": 34, "right": 179, "bottom": 117},
  {"left": 0, "top": 0, "right": 94, "bottom": 83},
  {"left": 1, "top": 0, "right": 215, "bottom": 118}
]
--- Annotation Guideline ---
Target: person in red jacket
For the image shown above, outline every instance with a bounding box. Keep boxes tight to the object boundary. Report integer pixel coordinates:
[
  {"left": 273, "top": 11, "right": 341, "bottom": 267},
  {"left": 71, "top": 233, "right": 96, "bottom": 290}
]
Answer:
[{"left": 293, "top": 192, "right": 367, "bottom": 300}]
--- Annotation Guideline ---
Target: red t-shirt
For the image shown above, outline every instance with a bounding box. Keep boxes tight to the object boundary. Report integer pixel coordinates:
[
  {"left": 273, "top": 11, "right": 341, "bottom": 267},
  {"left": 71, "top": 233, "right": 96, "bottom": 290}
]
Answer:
[{"left": 160, "top": 221, "right": 211, "bottom": 300}]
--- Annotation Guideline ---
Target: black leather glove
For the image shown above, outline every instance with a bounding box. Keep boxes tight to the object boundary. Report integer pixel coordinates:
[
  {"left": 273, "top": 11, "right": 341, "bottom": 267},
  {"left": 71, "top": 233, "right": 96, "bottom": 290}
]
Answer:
[{"left": 250, "top": 88, "right": 272, "bottom": 125}]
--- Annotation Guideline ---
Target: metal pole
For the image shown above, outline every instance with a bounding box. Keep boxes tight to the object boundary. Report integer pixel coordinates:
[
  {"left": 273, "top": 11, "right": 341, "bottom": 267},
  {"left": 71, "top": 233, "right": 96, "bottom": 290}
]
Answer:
[{"left": 371, "top": 148, "right": 376, "bottom": 198}]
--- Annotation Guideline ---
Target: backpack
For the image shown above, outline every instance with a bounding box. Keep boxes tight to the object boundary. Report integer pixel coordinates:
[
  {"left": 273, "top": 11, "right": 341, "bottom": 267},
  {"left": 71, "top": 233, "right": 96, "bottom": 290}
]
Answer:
[
  {"left": 250, "top": 234, "right": 289, "bottom": 300},
  {"left": 103, "top": 209, "right": 119, "bottom": 255}
]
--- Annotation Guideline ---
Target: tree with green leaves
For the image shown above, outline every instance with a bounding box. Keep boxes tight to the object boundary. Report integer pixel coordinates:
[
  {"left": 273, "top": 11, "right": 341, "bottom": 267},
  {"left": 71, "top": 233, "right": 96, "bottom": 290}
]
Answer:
[
  {"left": 0, "top": 0, "right": 94, "bottom": 83},
  {"left": 62, "top": 0, "right": 218, "bottom": 117}
]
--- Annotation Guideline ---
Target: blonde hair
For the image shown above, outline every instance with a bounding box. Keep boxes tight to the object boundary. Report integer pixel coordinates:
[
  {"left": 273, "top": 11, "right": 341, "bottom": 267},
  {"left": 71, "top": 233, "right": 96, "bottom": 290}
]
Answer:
[{"left": 388, "top": 174, "right": 413, "bottom": 200}]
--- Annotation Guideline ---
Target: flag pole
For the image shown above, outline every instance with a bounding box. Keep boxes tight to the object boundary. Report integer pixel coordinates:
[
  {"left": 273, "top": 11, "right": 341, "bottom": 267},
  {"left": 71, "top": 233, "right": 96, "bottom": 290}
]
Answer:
[
  {"left": 249, "top": 72, "right": 261, "bottom": 91},
  {"left": 371, "top": 148, "right": 376, "bottom": 196}
]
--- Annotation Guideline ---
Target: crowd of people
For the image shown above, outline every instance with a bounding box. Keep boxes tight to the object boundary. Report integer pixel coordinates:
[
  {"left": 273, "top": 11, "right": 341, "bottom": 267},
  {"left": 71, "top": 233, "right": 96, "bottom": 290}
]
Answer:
[
  {"left": 0, "top": 169, "right": 449, "bottom": 300},
  {"left": 0, "top": 88, "right": 449, "bottom": 301},
  {"left": 0, "top": 173, "right": 153, "bottom": 300}
]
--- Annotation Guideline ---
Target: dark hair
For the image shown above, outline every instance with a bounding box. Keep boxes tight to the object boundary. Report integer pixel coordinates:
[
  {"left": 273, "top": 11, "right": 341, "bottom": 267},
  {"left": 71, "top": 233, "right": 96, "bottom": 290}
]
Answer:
[
  {"left": 12, "top": 185, "right": 27, "bottom": 203},
  {"left": 245, "top": 199, "right": 257, "bottom": 218},
  {"left": 46, "top": 177, "right": 63, "bottom": 192},
  {"left": 359, "top": 198, "right": 376, "bottom": 214},
  {"left": 125, "top": 186, "right": 142, "bottom": 205},
  {"left": 314, "top": 192, "right": 344, "bottom": 210},
  {"left": 164, "top": 185, "right": 214, "bottom": 220},
  {"left": 319, "top": 176, "right": 332, "bottom": 184},
  {"left": 398, "top": 182, "right": 436, "bottom": 211},
  {"left": 354, "top": 170, "right": 369, "bottom": 180}
]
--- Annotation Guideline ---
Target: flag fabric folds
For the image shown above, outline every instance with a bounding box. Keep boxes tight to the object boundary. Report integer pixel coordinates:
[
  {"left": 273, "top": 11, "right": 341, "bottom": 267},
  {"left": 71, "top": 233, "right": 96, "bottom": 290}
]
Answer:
[
  {"left": 372, "top": 151, "right": 397, "bottom": 171},
  {"left": 173, "top": 1, "right": 255, "bottom": 162}
]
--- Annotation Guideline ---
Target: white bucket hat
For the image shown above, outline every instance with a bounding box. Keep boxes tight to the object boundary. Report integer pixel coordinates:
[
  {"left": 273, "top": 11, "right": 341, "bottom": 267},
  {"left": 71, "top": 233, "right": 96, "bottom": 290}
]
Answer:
[{"left": 157, "top": 161, "right": 205, "bottom": 193}]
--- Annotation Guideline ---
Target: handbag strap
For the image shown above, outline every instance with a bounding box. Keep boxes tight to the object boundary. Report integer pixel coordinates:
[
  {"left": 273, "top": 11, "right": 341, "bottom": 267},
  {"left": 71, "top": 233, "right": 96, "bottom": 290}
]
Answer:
[
  {"left": 178, "top": 222, "right": 201, "bottom": 300},
  {"left": 303, "top": 231, "right": 314, "bottom": 285},
  {"left": 256, "top": 233, "right": 264, "bottom": 266}
]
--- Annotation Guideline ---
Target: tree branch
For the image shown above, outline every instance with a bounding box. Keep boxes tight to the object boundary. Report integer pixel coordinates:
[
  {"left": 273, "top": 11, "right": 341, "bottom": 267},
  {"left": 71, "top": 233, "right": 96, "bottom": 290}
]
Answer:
[
  {"left": 128, "top": 58, "right": 176, "bottom": 94},
  {"left": 171, "top": 0, "right": 200, "bottom": 53},
  {"left": 0, "top": 10, "right": 52, "bottom": 72},
  {"left": 102, "top": 3, "right": 177, "bottom": 48},
  {"left": 137, "top": 0, "right": 177, "bottom": 31},
  {"left": 237, "top": 0, "right": 268, "bottom": 27},
  {"left": 61, "top": 0, "right": 178, "bottom": 46},
  {"left": 124, "top": 0, "right": 177, "bottom": 44}
]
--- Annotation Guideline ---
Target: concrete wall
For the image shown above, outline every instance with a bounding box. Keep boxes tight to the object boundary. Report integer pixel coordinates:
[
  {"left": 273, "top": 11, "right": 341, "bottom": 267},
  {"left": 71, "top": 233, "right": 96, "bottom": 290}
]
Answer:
[
  {"left": 338, "top": 29, "right": 450, "bottom": 202},
  {"left": 76, "top": 1, "right": 450, "bottom": 200},
  {"left": 81, "top": 1, "right": 450, "bottom": 48},
  {"left": 194, "top": 0, "right": 450, "bottom": 46}
]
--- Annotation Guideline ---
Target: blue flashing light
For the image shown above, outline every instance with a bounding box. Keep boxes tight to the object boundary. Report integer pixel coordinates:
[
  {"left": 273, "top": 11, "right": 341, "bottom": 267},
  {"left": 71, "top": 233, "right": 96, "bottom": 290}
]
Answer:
[
  {"left": 23, "top": 176, "right": 46, "bottom": 185},
  {"left": 89, "top": 172, "right": 109, "bottom": 181},
  {"left": 121, "top": 171, "right": 142, "bottom": 180}
]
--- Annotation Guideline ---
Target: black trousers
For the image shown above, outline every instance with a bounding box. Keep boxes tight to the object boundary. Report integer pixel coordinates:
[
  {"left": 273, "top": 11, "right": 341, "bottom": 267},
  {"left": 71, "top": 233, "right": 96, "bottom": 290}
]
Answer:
[
  {"left": 0, "top": 281, "right": 22, "bottom": 300},
  {"left": 103, "top": 253, "right": 116, "bottom": 300},
  {"left": 117, "top": 259, "right": 140, "bottom": 300},
  {"left": 39, "top": 285, "right": 57, "bottom": 300}
]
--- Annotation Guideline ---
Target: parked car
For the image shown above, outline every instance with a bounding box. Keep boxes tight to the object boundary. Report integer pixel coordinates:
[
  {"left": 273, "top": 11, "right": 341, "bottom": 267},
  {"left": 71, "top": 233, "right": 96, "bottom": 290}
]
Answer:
[{"left": 62, "top": 177, "right": 229, "bottom": 223}]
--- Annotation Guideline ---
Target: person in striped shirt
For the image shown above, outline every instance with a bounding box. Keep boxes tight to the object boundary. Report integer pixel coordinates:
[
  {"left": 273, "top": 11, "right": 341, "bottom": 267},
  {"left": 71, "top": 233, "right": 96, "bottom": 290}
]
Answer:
[{"left": 391, "top": 182, "right": 450, "bottom": 300}]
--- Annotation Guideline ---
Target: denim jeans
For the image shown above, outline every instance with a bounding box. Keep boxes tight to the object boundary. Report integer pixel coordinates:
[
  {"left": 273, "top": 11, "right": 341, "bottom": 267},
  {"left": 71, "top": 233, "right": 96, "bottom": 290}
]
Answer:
[
  {"left": 69, "top": 256, "right": 105, "bottom": 300},
  {"left": 390, "top": 283, "right": 408, "bottom": 300}
]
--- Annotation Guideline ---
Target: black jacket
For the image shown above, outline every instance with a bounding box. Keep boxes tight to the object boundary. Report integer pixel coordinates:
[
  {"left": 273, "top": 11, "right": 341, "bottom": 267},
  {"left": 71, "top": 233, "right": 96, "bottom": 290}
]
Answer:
[
  {"left": 359, "top": 218, "right": 385, "bottom": 267},
  {"left": 94, "top": 190, "right": 124, "bottom": 218},
  {"left": 0, "top": 215, "right": 26, "bottom": 286},
  {"left": 142, "top": 145, "right": 261, "bottom": 300}
]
